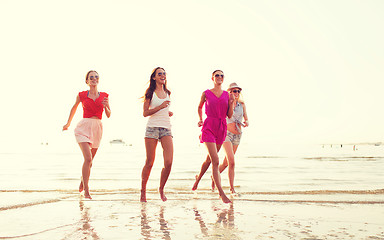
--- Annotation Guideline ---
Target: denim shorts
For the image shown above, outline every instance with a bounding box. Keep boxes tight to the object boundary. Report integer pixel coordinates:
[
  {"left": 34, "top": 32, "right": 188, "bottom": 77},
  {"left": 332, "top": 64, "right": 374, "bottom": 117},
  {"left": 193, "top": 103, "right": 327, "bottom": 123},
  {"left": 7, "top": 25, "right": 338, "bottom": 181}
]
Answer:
[
  {"left": 145, "top": 127, "right": 172, "bottom": 140},
  {"left": 224, "top": 131, "right": 242, "bottom": 145}
]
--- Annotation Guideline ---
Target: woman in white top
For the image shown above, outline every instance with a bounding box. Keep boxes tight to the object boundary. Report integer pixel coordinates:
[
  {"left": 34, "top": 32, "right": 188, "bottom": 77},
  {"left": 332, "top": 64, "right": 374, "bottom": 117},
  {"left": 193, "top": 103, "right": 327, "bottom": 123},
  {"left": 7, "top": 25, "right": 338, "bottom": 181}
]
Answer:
[{"left": 141, "top": 67, "right": 174, "bottom": 202}]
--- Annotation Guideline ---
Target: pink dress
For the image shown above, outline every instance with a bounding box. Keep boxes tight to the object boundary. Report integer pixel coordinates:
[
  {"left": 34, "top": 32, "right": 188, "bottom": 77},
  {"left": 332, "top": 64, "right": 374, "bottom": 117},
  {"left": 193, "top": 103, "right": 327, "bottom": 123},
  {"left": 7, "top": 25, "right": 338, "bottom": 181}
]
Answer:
[{"left": 200, "top": 89, "right": 229, "bottom": 144}]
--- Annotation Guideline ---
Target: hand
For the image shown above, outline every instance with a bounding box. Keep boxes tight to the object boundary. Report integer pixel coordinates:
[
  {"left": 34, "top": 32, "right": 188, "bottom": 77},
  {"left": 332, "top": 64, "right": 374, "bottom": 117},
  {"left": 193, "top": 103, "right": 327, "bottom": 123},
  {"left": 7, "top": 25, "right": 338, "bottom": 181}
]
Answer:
[
  {"left": 102, "top": 97, "right": 109, "bottom": 108},
  {"left": 243, "top": 120, "right": 249, "bottom": 127},
  {"left": 160, "top": 100, "right": 171, "bottom": 109},
  {"left": 169, "top": 111, "right": 173, "bottom": 117},
  {"left": 198, "top": 120, "right": 203, "bottom": 127},
  {"left": 229, "top": 94, "right": 235, "bottom": 105},
  {"left": 62, "top": 123, "right": 70, "bottom": 131}
]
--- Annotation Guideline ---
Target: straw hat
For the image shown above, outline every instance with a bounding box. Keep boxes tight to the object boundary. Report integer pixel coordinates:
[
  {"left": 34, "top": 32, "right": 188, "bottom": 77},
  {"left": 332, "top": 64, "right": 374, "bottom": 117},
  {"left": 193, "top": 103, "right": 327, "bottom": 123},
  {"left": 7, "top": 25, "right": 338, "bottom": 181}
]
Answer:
[{"left": 227, "top": 82, "right": 242, "bottom": 91}]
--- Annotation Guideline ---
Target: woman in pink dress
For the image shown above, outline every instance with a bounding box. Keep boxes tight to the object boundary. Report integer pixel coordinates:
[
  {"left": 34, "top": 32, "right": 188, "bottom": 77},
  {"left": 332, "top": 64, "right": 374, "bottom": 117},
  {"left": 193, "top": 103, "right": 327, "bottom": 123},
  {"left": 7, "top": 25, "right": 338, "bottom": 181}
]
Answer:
[{"left": 193, "top": 70, "right": 235, "bottom": 204}]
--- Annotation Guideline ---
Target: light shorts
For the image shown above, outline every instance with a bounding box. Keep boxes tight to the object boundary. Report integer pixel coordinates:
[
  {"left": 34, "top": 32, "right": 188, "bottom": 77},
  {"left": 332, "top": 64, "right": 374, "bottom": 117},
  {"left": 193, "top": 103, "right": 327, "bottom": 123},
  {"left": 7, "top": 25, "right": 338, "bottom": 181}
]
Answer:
[
  {"left": 145, "top": 127, "right": 172, "bottom": 140},
  {"left": 224, "top": 131, "right": 242, "bottom": 145},
  {"left": 74, "top": 118, "right": 103, "bottom": 148}
]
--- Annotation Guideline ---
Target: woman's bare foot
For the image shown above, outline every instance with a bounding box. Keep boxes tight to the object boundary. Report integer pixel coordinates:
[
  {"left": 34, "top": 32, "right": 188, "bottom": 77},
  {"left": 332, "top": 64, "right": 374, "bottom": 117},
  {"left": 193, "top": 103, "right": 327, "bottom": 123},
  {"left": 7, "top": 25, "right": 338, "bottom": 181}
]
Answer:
[
  {"left": 230, "top": 188, "right": 239, "bottom": 197},
  {"left": 220, "top": 194, "right": 232, "bottom": 204},
  {"left": 192, "top": 175, "right": 199, "bottom": 191},
  {"left": 140, "top": 189, "right": 147, "bottom": 202},
  {"left": 79, "top": 179, "right": 84, "bottom": 193},
  {"left": 159, "top": 188, "right": 167, "bottom": 202},
  {"left": 84, "top": 190, "right": 92, "bottom": 199},
  {"left": 210, "top": 175, "right": 216, "bottom": 191}
]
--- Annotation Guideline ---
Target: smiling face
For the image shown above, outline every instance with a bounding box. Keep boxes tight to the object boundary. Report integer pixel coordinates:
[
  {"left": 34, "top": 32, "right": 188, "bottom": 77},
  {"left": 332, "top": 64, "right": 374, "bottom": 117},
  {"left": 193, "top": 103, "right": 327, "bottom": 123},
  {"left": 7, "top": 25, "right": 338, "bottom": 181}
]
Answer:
[
  {"left": 212, "top": 70, "right": 224, "bottom": 85},
  {"left": 153, "top": 68, "right": 167, "bottom": 85},
  {"left": 229, "top": 88, "right": 241, "bottom": 100},
  {"left": 86, "top": 71, "right": 99, "bottom": 86}
]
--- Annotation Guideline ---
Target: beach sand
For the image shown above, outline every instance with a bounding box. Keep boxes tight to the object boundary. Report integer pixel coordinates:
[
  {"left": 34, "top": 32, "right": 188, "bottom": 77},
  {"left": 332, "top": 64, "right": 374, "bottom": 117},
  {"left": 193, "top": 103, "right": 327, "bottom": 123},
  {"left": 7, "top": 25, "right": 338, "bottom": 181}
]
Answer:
[{"left": 1, "top": 190, "right": 384, "bottom": 240}]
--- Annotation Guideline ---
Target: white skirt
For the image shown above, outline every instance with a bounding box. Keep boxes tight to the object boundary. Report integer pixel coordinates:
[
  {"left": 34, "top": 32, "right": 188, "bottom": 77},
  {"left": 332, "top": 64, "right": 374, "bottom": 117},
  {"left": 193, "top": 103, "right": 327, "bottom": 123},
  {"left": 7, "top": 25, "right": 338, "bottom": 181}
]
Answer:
[{"left": 74, "top": 118, "right": 103, "bottom": 148}]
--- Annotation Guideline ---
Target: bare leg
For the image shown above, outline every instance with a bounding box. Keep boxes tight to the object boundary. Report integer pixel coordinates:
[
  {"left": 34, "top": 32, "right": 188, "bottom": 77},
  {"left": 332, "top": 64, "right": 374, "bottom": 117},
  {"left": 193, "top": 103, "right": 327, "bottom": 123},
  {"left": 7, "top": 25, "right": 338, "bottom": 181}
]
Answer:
[
  {"left": 192, "top": 155, "right": 211, "bottom": 190},
  {"left": 210, "top": 175, "right": 215, "bottom": 191},
  {"left": 78, "top": 143, "right": 98, "bottom": 199},
  {"left": 219, "top": 157, "right": 229, "bottom": 173},
  {"left": 141, "top": 138, "right": 158, "bottom": 202},
  {"left": 230, "top": 145, "right": 239, "bottom": 194},
  {"left": 79, "top": 148, "right": 97, "bottom": 193},
  {"left": 159, "top": 136, "right": 173, "bottom": 201},
  {"left": 212, "top": 154, "right": 229, "bottom": 191},
  {"left": 222, "top": 142, "right": 236, "bottom": 193},
  {"left": 205, "top": 142, "right": 231, "bottom": 203},
  {"left": 79, "top": 177, "right": 83, "bottom": 193}
]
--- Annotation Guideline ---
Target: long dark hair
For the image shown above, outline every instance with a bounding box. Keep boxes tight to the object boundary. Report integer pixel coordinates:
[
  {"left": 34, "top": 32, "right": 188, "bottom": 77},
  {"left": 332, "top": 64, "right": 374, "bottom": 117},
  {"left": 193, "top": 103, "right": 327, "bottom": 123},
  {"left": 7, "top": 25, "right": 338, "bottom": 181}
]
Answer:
[{"left": 144, "top": 67, "right": 171, "bottom": 101}]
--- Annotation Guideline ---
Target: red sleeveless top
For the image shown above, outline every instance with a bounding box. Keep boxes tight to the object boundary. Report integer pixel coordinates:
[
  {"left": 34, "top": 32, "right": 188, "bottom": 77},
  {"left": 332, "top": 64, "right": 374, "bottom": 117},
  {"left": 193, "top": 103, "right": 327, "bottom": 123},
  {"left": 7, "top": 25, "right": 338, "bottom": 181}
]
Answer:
[{"left": 79, "top": 91, "right": 108, "bottom": 119}]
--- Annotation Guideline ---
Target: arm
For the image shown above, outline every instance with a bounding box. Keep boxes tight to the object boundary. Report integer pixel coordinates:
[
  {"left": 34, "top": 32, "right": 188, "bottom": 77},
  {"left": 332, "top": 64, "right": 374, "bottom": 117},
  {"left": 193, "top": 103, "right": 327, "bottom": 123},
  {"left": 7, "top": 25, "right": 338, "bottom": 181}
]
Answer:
[
  {"left": 63, "top": 95, "right": 81, "bottom": 131},
  {"left": 197, "top": 92, "right": 206, "bottom": 127},
  {"left": 227, "top": 94, "right": 235, "bottom": 119},
  {"left": 143, "top": 98, "right": 170, "bottom": 117},
  {"left": 242, "top": 102, "right": 249, "bottom": 127},
  {"left": 102, "top": 97, "right": 111, "bottom": 118}
]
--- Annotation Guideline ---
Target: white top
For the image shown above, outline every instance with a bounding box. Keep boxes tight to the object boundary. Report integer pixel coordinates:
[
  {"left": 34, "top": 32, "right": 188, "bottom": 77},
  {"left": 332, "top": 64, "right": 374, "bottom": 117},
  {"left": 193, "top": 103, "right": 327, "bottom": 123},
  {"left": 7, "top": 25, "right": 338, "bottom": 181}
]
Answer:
[
  {"left": 227, "top": 101, "right": 244, "bottom": 133},
  {"left": 227, "top": 102, "right": 244, "bottom": 124},
  {"left": 146, "top": 92, "right": 171, "bottom": 129}
]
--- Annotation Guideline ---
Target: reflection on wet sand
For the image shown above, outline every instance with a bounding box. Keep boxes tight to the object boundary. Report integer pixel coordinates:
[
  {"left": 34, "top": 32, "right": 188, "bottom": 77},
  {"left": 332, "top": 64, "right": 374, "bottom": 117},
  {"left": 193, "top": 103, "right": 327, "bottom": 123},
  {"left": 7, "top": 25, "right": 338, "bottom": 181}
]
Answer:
[
  {"left": 140, "top": 203, "right": 171, "bottom": 240},
  {"left": 78, "top": 199, "right": 100, "bottom": 240},
  {"left": 140, "top": 203, "right": 152, "bottom": 239},
  {"left": 193, "top": 208, "right": 209, "bottom": 236},
  {"left": 62, "top": 198, "right": 100, "bottom": 240},
  {"left": 139, "top": 202, "right": 238, "bottom": 239},
  {"left": 193, "top": 203, "right": 237, "bottom": 239},
  {"left": 215, "top": 203, "right": 235, "bottom": 229},
  {"left": 159, "top": 206, "right": 171, "bottom": 240}
]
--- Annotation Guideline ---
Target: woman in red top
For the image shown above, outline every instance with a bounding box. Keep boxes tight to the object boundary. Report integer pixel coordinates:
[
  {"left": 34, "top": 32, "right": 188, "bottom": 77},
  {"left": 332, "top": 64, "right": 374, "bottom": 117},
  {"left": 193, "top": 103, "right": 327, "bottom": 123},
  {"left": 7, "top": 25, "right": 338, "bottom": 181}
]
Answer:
[{"left": 63, "top": 70, "right": 111, "bottom": 199}]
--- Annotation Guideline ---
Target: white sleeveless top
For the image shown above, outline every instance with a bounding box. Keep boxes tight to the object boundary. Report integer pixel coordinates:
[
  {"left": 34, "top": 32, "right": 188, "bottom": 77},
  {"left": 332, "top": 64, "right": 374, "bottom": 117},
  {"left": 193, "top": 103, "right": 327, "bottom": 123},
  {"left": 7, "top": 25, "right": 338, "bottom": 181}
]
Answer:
[
  {"left": 227, "top": 101, "right": 244, "bottom": 132},
  {"left": 146, "top": 92, "right": 171, "bottom": 129}
]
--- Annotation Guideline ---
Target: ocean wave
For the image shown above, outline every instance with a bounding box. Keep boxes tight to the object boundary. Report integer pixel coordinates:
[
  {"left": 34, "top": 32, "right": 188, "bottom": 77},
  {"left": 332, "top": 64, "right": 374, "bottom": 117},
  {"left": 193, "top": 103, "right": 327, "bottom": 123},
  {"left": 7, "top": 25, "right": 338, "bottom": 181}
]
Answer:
[
  {"left": 2, "top": 188, "right": 383, "bottom": 194},
  {"left": 1, "top": 188, "right": 383, "bottom": 212},
  {"left": 0, "top": 197, "right": 70, "bottom": 211},
  {"left": 303, "top": 156, "right": 384, "bottom": 162},
  {"left": 0, "top": 223, "right": 76, "bottom": 239}
]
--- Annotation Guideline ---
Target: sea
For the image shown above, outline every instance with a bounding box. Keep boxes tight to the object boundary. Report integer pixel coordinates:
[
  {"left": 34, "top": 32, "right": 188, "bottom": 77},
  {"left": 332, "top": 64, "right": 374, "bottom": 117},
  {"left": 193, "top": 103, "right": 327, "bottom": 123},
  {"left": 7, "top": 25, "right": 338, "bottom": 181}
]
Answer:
[{"left": 1, "top": 141, "right": 383, "bottom": 198}]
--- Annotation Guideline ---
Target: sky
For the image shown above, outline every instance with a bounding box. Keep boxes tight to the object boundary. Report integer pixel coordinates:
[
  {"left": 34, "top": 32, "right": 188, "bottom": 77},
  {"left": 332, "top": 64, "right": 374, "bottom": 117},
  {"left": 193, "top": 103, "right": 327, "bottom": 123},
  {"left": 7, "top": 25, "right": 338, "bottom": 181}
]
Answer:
[{"left": 1, "top": 0, "right": 384, "bottom": 150}]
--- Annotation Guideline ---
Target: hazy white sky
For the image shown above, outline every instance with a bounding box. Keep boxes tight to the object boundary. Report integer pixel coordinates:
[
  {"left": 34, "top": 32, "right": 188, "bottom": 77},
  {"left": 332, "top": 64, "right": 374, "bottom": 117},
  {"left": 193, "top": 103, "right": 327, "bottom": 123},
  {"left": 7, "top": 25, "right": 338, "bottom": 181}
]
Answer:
[{"left": 1, "top": 0, "right": 384, "bottom": 148}]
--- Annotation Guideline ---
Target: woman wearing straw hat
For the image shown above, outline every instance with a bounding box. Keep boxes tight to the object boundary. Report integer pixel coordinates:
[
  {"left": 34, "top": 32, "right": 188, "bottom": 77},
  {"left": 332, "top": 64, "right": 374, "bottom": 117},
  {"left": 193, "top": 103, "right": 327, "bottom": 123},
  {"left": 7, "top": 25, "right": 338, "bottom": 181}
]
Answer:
[{"left": 214, "top": 82, "right": 249, "bottom": 195}]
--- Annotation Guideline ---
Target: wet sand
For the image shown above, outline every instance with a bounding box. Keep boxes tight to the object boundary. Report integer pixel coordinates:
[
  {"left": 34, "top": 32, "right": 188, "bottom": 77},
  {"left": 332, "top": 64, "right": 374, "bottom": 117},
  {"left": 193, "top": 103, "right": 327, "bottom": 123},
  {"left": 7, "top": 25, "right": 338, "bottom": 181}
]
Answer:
[
  {"left": 1, "top": 190, "right": 383, "bottom": 240},
  {"left": 1, "top": 143, "right": 384, "bottom": 239}
]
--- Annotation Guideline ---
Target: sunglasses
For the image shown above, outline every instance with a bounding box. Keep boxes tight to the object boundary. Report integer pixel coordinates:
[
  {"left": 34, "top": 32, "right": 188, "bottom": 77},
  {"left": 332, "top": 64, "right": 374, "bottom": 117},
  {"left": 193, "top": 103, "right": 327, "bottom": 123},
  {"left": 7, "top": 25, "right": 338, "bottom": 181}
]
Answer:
[
  {"left": 231, "top": 90, "right": 241, "bottom": 93},
  {"left": 214, "top": 74, "right": 224, "bottom": 78},
  {"left": 157, "top": 72, "right": 166, "bottom": 76},
  {"left": 89, "top": 76, "right": 99, "bottom": 80}
]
